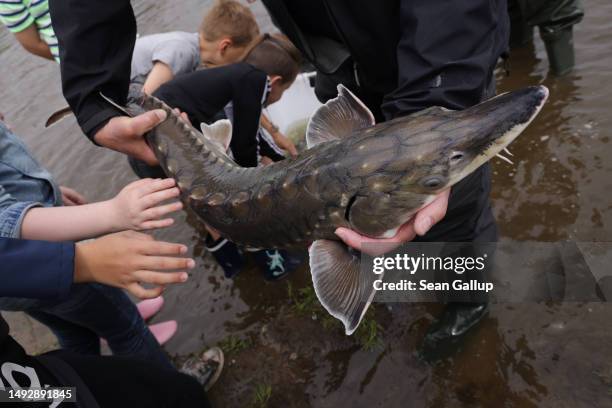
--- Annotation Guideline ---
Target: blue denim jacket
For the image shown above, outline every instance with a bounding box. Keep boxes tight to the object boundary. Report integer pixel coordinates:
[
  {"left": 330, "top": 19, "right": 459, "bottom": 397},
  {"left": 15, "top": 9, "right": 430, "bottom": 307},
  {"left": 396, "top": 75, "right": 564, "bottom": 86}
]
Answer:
[{"left": 0, "top": 122, "right": 61, "bottom": 238}]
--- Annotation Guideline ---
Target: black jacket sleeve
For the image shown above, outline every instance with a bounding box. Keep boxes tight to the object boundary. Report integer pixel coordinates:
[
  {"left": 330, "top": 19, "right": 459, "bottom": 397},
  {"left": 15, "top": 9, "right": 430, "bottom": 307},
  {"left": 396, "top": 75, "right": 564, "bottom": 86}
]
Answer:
[
  {"left": 153, "top": 64, "right": 266, "bottom": 168},
  {"left": 49, "top": 0, "right": 137, "bottom": 141},
  {"left": 381, "top": 0, "right": 509, "bottom": 119},
  {"left": 230, "top": 69, "right": 267, "bottom": 168},
  {"left": 0, "top": 237, "right": 74, "bottom": 300}
]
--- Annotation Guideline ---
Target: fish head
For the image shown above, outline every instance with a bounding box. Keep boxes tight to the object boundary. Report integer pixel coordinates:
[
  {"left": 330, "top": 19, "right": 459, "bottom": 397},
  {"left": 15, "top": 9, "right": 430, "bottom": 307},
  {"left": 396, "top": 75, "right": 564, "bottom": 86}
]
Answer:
[{"left": 392, "top": 85, "right": 549, "bottom": 195}]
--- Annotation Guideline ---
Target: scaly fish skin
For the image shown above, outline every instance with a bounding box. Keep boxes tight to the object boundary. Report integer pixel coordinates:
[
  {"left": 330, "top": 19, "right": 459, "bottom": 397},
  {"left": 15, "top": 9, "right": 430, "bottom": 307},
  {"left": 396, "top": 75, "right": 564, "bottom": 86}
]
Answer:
[{"left": 121, "top": 85, "right": 548, "bottom": 334}]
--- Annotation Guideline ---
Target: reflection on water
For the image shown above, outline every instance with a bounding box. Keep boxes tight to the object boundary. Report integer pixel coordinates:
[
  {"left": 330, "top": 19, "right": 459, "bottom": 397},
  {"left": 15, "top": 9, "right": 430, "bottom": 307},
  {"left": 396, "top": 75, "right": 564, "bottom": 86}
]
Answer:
[{"left": 1, "top": 0, "right": 611, "bottom": 406}]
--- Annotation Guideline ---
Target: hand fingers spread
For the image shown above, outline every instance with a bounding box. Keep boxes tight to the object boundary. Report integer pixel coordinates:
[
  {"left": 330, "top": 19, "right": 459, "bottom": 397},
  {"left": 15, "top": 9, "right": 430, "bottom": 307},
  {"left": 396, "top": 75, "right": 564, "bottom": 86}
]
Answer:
[
  {"left": 126, "top": 178, "right": 155, "bottom": 191},
  {"left": 138, "top": 178, "right": 177, "bottom": 197},
  {"left": 126, "top": 282, "right": 164, "bottom": 299},
  {"left": 138, "top": 255, "right": 195, "bottom": 271},
  {"left": 141, "top": 186, "right": 180, "bottom": 208},
  {"left": 141, "top": 201, "right": 182, "bottom": 219},
  {"left": 133, "top": 270, "right": 188, "bottom": 286},
  {"left": 139, "top": 218, "right": 175, "bottom": 230}
]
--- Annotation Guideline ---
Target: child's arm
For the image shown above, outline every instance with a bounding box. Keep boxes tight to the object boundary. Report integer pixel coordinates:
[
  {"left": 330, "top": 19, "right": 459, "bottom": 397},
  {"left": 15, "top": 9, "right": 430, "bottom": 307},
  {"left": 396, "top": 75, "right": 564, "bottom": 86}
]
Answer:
[
  {"left": 74, "top": 230, "right": 192, "bottom": 299},
  {"left": 20, "top": 178, "right": 182, "bottom": 242},
  {"left": 260, "top": 114, "right": 298, "bottom": 157},
  {"left": 0, "top": 231, "right": 192, "bottom": 300},
  {"left": 13, "top": 24, "right": 55, "bottom": 61},
  {"left": 142, "top": 62, "right": 174, "bottom": 95}
]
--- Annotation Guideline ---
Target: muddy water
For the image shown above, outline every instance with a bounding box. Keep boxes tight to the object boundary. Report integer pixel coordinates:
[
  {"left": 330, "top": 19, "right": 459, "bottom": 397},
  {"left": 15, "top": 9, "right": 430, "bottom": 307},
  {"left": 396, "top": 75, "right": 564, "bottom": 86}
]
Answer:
[{"left": 1, "top": 1, "right": 611, "bottom": 407}]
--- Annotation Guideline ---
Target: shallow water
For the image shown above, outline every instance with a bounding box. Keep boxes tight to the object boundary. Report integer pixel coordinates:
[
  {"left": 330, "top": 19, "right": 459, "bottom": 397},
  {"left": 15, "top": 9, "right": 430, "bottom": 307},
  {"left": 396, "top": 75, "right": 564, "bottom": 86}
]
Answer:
[{"left": 1, "top": 1, "right": 611, "bottom": 406}]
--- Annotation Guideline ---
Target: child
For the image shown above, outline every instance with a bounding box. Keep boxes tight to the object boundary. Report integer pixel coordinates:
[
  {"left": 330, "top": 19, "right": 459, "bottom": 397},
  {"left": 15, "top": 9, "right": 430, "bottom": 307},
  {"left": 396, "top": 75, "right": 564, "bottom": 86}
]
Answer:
[
  {"left": 154, "top": 33, "right": 300, "bottom": 168},
  {"left": 131, "top": 0, "right": 259, "bottom": 95},
  {"left": 0, "top": 116, "right": 183, "bottom": 367},
  {"left": 1, "top": 236, "right": 223, "bottom": 405},
  {"left": 129, "top": 0, "right": 296, "bottom": 159},
  {"left": 0, "top": 0, "right": 59, "bottom": 61},
  {"left": 153, "top": 33, "right": 303, "bottom": 280}
]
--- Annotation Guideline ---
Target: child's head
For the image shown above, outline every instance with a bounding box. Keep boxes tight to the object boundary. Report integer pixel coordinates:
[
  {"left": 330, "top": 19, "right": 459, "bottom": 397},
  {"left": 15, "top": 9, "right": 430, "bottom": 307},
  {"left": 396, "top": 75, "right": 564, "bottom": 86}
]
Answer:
[
  {"left": 244, "top": 33, "right": 302, "bottom": 106},
  {"left": 198, "top": 0, "right": 260, "bottom": 67}
]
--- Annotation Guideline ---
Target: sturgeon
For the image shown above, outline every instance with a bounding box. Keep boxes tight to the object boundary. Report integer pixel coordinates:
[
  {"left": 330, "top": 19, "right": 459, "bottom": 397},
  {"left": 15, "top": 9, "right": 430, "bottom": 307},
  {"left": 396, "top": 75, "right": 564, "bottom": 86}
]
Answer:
[{"left": 102, "top": 85, "right": 548, "bottom": 335}]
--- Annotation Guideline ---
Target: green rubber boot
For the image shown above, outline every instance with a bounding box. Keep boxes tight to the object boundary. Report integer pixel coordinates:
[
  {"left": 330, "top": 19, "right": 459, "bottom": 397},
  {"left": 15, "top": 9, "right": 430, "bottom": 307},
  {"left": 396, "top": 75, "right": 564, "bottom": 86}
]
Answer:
[{"left": 541, "top": 26, "right": 576, "bottom": 76}]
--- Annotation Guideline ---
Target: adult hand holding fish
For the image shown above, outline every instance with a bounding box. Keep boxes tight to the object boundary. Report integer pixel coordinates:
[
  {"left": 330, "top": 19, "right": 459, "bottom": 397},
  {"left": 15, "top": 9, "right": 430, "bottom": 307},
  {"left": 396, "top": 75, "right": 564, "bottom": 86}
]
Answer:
[
  {"left": 93, "top": 109, "right": 167, "bottom": 166},
  {"left": 335, "top": 189, "right": 450, "bottom": 256}
]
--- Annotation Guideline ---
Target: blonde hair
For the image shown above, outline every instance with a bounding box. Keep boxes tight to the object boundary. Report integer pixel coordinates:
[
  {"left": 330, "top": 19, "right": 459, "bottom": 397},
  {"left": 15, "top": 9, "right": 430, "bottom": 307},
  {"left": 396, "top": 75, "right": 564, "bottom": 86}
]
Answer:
[
  {"left": 200, "top": 0, "right": 260, "bottom": 47},
  {"left": 244, "top": 33, "right": 302, "bottom": 84}
]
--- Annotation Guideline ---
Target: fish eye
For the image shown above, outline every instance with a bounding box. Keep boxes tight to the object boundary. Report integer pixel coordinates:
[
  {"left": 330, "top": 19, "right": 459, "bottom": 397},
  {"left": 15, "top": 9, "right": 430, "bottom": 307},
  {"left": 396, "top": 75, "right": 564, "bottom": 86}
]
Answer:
[
  {"left": 450, "top": 152, "right": 464, "bottom": 163},
  {"left": 421, "top": 176, "right": 444, "bottom": 189}
]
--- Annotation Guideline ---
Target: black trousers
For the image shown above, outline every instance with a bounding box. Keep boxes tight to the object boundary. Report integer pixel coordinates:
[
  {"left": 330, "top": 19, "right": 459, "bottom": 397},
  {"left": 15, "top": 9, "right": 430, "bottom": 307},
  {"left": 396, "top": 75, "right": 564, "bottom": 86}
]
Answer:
[{"left": 39, "top": 351, "right": 211, "bottom": 408}]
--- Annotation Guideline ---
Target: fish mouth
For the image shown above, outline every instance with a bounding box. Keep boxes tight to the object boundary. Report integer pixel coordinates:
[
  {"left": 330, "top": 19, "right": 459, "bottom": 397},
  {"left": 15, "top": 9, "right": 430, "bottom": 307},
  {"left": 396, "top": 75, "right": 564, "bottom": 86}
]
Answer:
[{"left": 448, "top": 85, "right": 549, "bottom": 185}]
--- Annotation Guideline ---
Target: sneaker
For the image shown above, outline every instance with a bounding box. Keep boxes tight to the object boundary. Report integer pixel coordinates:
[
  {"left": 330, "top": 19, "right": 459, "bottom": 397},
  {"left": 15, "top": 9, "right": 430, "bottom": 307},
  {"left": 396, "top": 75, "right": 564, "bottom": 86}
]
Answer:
[
  {"left": 180, "top": 347, "right": 224, "bottom": 392},
  {"left": 136, "top": 296, "right": 164, "bottom": 321},
  {"left": 205, "top": 236, "right": 245, "bottom": 278},
  {"left": 251, "top": 248, "right": 303, "bottom": 281}
]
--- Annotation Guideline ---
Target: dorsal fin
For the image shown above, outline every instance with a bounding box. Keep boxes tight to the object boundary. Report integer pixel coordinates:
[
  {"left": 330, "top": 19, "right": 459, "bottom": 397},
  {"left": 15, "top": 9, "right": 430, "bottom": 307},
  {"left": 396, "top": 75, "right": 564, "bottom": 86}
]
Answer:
[
  {"left": 200, "top": 119, "right": 232, "bottom": 152},
  {"left": 306, "top": 84, "right": 375, "bottom": 149}
]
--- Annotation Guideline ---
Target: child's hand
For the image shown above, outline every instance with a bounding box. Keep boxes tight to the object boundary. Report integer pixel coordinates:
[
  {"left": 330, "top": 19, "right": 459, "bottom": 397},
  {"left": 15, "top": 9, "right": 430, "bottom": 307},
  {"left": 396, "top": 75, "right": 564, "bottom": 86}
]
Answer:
[
  {"left": 273, "top": 132, "right": 298, "bottom": 157},
  {"left": 60, "top": 186, "right": 88, "bottom": 206},
  {"left": 110, "top": 178, "right": 183, "bottom": 231},
  {"left": 260, "top": 156, "right": 274, "bottom": 166},
  {"left": 74, "top": 230, "right": 193, "bottom": 299}
]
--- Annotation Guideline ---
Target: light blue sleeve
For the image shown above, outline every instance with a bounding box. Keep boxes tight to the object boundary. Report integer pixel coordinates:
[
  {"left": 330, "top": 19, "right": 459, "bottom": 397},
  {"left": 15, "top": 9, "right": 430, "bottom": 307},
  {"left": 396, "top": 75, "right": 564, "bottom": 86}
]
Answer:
[{"left": 0, "top": 184, "right": 41, "bottom": 238}]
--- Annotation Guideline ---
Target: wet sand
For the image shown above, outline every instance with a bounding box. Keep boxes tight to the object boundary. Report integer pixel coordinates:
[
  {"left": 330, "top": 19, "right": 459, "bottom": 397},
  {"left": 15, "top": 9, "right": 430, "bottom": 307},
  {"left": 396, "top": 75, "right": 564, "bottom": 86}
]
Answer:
[{"left": 1, "top": 1, "right": 612, "bottom": 406}]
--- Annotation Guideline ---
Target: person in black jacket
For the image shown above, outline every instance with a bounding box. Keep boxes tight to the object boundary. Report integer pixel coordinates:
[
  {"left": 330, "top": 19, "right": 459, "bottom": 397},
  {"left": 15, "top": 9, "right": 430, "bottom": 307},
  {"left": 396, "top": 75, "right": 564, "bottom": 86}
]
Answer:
[
  {"left": 48, "top": 0, "right": 442, "bottom": 269},
  {"left": 48, "top": 0, "right": 506, "bottom": 349},
  {"left": 259, "top": 0, "right": 509, "bottom": 351}
]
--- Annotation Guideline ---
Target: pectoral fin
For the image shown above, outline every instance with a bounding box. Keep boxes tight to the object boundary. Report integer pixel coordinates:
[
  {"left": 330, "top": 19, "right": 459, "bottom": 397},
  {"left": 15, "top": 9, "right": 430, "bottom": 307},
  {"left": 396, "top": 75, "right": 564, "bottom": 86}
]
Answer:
[
  {"left": 309, "top": 239, "right": 379, "bottom": 335},
  {"left": 306, "top": 84, "right": 375, "bottom": 148},
  {"left": 200, "top": 120, "right": 232, "bottom": 152},
  {"left": 45, "top": 106, "right": 74, "bottom": 128}
]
